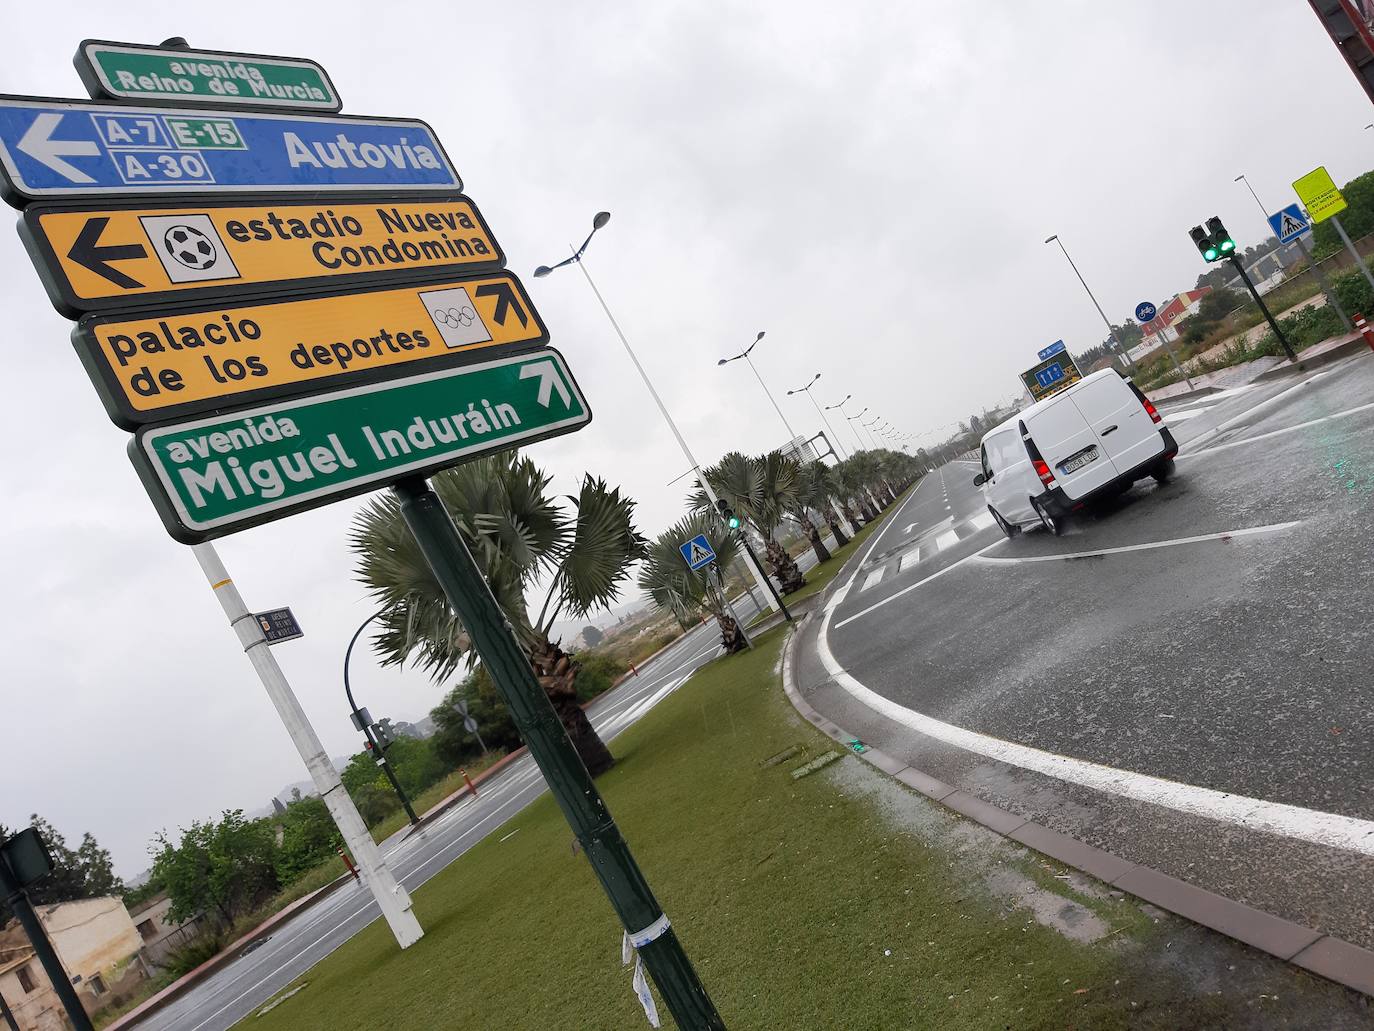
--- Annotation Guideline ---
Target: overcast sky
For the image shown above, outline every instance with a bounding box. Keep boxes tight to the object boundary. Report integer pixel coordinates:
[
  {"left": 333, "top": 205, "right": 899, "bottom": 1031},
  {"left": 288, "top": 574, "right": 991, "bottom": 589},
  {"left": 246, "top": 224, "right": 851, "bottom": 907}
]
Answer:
[{"left": 5, "top": 0, "right": 1372, "bottom": 877}]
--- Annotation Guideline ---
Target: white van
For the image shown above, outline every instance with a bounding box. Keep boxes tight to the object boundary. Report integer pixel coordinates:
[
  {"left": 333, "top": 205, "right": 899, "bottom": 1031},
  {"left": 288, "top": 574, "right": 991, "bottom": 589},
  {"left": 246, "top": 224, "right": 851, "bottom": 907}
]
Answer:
[{"left": 974, "top": 370, "right": 1177, "bottom": 536}]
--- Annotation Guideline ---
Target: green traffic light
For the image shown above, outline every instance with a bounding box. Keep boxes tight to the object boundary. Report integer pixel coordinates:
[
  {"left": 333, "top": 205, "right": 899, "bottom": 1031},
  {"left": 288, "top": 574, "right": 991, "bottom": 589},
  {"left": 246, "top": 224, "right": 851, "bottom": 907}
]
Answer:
[
  {"left": 1204, "top": 246, "right": 1219, "bottom": 261},
  {"left": 728, "top": 516, "right": 742, "bottom": 530},
  {"left": 1220, "top": 239, "right": 1235, "bottom": 252}
]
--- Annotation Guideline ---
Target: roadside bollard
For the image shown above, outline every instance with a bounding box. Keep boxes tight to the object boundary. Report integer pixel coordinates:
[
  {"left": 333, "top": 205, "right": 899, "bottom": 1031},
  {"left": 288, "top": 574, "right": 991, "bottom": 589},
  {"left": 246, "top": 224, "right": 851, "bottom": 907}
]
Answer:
[
  {"left": 462, "top": 768, "right": 478, "bottom": 798},
  {"left": 629, "top": 662, "right": 639, "bottom": 678},
  {"left": 337, "top": 846, "right": 361, "bottom": 883},
  {"left": 1355, "top": 313, "right": 1374, "bottom": 352}
]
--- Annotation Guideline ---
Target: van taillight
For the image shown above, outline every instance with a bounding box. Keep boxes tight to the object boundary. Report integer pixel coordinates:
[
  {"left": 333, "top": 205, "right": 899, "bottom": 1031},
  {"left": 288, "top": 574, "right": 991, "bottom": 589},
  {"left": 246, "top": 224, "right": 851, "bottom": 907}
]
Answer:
[
  {"left": 1033, "top": 459, "right": 1055, "bottom": 487},
  {"left": 1142, "top": 397, "right": 1162, "bottom": 423}
]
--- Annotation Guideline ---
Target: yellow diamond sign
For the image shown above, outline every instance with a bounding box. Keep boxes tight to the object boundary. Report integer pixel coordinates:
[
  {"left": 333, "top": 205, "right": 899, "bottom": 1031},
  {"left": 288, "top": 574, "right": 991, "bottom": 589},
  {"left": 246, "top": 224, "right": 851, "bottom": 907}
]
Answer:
[{"left": 1292, "top": 166, "right": 1347, "bottom": 224}]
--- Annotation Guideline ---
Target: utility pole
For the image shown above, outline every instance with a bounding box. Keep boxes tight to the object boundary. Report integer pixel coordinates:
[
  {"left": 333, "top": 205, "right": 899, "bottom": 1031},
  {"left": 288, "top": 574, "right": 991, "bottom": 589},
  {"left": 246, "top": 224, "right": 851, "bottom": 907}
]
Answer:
[
  {"left": 1228, "top": 253, "right": 1298, "bottom": 363},
  {"left": 1331, "top": 214, "right": 1374, "bottom": 295},
  {"left": 191, "top": 543, "right": 423, "bottom": 948},
  {"left": 393, "top": 477, "right": 724, "bottom": 1029},
  {"left": 345, "top": 610, "right": 420, "bottom": 826}
]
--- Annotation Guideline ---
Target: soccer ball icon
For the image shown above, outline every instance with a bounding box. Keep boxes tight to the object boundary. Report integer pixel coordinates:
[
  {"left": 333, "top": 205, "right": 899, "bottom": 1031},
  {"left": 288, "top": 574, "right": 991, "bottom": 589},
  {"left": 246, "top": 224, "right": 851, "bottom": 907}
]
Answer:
[{"left": 163, "top": 225, "right": 217, "bottom": 270}]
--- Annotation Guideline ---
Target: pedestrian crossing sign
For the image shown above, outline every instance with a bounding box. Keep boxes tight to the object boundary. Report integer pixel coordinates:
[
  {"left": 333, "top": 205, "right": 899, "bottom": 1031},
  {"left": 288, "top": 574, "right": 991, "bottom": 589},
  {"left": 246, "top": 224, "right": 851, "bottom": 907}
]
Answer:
[
  {"left": 1267, "top": 204, "right": 1311, "bottom": 245},
  {"left": 680, "top": 534, "right": 717, "bottom": 571}
]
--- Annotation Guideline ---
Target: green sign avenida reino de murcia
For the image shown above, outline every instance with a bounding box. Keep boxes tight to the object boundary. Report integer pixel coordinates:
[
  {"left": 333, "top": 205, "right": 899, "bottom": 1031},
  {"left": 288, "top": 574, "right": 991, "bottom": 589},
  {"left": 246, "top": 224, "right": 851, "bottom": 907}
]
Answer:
[
  {"left": 76, "top": 40, "right": 341, "bottom": 111},
  {"left": 131, "top": 349, "right": 590, "bottom": 542}
]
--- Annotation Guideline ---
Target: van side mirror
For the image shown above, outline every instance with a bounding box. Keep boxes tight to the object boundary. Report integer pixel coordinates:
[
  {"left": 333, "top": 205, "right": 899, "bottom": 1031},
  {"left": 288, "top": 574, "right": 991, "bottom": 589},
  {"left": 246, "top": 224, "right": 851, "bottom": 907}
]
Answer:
[{"left": 973, "top": 473, "right": 986, "bottom": 486}]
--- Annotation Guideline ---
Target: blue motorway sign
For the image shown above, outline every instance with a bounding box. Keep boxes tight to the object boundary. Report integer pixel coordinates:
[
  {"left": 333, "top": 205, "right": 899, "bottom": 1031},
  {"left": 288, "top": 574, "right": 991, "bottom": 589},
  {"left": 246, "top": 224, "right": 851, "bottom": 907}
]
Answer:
[
  {"left": 1268, "top": 204, "right": 1311, "bottom": 245},
  {"left": 1035, "top": 362, "right": 1066, "bottom": 389},
  {"left": 1037, "top": 339, "right": 1066, "bottom": 362},
  {"left": 0, "top": 95, "right": 460, "bottom": 206},
  {"left": 680, "top": 534, "right": 717, "bottom": 571},
  {"left": 1135, "top": 300, "right": 1156, "bottom": 322}
]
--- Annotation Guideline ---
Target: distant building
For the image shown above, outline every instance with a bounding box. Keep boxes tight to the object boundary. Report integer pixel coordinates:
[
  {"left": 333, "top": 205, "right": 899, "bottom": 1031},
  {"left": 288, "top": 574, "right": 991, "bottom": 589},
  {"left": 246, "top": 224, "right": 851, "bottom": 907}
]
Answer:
[
  {"left": 0, "top": 896, "right": 145, "bottom": 1028},
  {"left": 127, "top": 894, "right": 205, "bottom": 969}
]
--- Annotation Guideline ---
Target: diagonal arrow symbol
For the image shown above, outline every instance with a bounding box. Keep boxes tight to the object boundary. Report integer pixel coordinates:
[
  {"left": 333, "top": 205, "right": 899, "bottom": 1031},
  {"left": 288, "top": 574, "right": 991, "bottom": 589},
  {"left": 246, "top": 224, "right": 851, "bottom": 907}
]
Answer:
[
  {"left": 475, "top": 281, "right": 529, "bottom": 329},
  {"left": 519, "top": 360, "right": 573, "bottom": 408},
  {"left": 68, "top": 217, "right": 147, "bottom": 289},
  {"left": 17, "top": 113, "right": 100, "bottom": 183}
]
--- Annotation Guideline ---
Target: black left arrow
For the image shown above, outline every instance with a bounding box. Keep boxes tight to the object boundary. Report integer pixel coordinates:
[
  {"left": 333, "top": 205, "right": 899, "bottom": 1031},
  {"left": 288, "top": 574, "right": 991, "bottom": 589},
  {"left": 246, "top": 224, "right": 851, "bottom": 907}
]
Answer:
[
  {"left": 68, "top": 217, "right": 147, "bottom": 289},
  {"left": 475, "top": 280, "right": 529, "bottom": 329}
]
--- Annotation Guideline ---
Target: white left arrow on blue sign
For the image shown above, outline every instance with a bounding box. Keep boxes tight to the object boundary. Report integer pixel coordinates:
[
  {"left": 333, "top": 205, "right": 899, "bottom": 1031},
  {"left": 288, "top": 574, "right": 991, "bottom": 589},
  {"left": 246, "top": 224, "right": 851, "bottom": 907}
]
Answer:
[{"left": 0, "top": 96, "right": 461, "bottom": 206}]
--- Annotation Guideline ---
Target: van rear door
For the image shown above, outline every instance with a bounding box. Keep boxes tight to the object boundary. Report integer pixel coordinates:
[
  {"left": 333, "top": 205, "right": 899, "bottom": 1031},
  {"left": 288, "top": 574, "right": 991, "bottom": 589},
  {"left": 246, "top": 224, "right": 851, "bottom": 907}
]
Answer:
[
  {"left": 1022, "top": 393, "right": 1121, "bottom": 501},
  {"left": 1068, "top": 373, "right": 1164, "bottom": 477}
]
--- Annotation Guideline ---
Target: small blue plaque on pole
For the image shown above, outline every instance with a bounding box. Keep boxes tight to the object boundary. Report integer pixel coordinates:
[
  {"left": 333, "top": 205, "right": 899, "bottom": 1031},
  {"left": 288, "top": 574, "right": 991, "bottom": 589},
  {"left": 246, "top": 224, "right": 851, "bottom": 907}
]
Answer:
[
  {"left": 1037, "top": 340, "right": 1066, "bottom": 361},
  {"left": 679, "top": 534, "right": 716, "bottom": 571}
]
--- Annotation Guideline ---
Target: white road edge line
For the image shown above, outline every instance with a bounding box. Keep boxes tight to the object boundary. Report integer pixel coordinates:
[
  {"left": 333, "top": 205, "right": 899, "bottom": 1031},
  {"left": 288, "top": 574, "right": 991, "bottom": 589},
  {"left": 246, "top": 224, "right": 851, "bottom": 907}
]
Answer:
[
  {"left": 815, "top": 606, "right": 1374, "bottom": 857},
  {"left": 1179, "top": 365, "right": 1336, "bottom": 454},
  {"left": 969, "top": 521, "right": 1301, "bottom": 564},
  {"left": 833, "top": 541, "right": 1001, "bottom": 630},
  {"left": 1180, "top": 398, "right": 1374, "bottom": 461}
]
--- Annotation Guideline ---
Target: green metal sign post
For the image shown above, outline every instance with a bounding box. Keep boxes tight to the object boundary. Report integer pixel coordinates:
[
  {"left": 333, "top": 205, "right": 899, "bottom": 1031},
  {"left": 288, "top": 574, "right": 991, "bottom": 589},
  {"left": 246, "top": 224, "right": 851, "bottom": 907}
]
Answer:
[{"left": 394, "top": 476, "right": 725, "bottom": 1030}]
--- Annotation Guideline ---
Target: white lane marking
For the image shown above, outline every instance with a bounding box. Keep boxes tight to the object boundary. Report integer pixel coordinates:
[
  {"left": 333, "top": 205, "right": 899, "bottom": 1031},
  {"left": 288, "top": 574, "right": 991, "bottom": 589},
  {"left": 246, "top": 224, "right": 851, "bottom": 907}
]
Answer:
[
  {"left": 1161, "top": 408, "right": 1205, "bottom": 422},
  {"left": 935, "top": 529, "right": 960, "bottom": 551},
  {"left": 1180, "top": 398, "right": 1374, "bottom": 461},
  {"left": 834, "top": 542, "right": 1001, "bottom": 630},
  {"left": 861, "top": 568, "right": 886, "bottom": 592},
  {"left": 968, "top": 511, "right": 995, "bottom": 533},
  {"left": 969, "top": 521, "right": 1301, "bottom": 564},
  {"left": 1182, "top": 365, "right": 1337, "bottom": 453},
  {"left": 898, "top": 549, "right": 922, "bottom": 572},
  {"left": 839, "top": 476, "right": 932, "bottom": 593},
  {"left": 816, "top": 607, "right": 1374, "bottom": 857}
]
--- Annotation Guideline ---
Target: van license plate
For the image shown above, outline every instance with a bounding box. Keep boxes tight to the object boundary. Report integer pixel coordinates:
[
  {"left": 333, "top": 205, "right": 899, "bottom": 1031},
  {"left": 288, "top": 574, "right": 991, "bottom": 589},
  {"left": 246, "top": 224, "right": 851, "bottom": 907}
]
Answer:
[{"left": 1060, "top": 449, "right": 1099, "bottom": 474}]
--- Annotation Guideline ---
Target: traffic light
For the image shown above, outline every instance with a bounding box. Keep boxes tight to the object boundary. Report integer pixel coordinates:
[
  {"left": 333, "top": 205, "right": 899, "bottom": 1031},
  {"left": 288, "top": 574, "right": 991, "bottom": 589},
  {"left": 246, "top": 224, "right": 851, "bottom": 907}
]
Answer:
[
  {"left": 371, "top": 718, "right": 395, "bottom": 748},
  {"left": 1189, "top": 225, "right": 1220, "bottom": 262},
  {"left": 715, "top": 498, "right": 742, "bottom": 530},
  {"left": 1206, "top": 216, "right": 1236, "bottom": 257}
]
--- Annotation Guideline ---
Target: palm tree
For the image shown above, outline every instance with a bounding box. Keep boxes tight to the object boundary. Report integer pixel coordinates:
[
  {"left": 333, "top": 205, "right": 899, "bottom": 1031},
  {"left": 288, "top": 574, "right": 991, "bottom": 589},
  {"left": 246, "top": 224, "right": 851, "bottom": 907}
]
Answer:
[
  {"left": 792, "top": 461, "right": 836, "bottom": 559},
  {"left": 697, "top": 451, "right": 806, "bottom": 595},
  {"left": 808, "top": 461, "right": 853, "bottom": 545},
  {"left": 638, "top": 513, "right": 747, "bottom": 653},
  {"left": 838, "top": 458, "right": 879, "bottom": 522},
  {"left": 350, "top": 452, "right": 645, "bottom": 777}
]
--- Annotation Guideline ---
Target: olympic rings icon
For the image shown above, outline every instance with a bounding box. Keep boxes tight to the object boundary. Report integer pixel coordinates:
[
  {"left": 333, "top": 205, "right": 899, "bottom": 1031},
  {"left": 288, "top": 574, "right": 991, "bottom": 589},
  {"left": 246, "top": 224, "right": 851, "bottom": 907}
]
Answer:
[{"left": 432, "top": 305, "right": 477, "bottom": 328}]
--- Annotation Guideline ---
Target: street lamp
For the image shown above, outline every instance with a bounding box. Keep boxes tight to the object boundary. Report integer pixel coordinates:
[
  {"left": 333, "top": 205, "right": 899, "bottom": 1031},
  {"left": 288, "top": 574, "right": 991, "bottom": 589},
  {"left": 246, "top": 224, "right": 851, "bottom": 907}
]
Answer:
[
  {"left": 533, "top": 210, "right": 781, "bottom": 614},
  {"left": 846, "top": 405, "right": 872, "bottom": 450},
  {"left": 718, "top": 330, "right": 798, "bottom": 443},
  {"left": 824, "top": 394, "right": 866, "bottom": 452},
  {"left": 787, "top": 373, "right": 849, "bottom": 459},
  {"left": 344, "top": 610, "right": 419, "bottom": 826},
  {"left": 1044, "top": 233, "right": 1137, "bottom": 371}
]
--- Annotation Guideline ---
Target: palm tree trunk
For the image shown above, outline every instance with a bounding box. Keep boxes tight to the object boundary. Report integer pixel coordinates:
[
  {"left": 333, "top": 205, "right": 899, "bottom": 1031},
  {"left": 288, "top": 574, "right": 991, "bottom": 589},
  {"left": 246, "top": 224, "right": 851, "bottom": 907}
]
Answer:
[
  {"left": 716, "top": 612, "right": 748, "bottom": 653},
  {"left": 530, "top": 636, "right": 614, "bottom": 776},
  {"left": 843, "top": 501, "right": 864, "bottom": 528},
  {"left": 764, "top": 538, "right": 807, "bottom": 594},
  {"left": 826, "top": 509, "right": 849, "bottom": 546},
  {"left": 798, "top": 513, "right": 831, "bottom": 563}
]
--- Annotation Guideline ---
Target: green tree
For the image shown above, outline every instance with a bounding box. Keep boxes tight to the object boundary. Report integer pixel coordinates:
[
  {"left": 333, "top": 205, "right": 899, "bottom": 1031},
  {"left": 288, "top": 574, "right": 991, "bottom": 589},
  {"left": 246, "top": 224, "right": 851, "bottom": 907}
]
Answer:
[
  {"left": 697, "top": 451, "right": 806, "bottom": 595},
  {"left": 274, "top": 797, "right": 338, "bottom": 885},
  {"left": 798, "top": 460, "right": 848, "bottom": 547},
  {"left": 351, "top": 452, "right": 645, "bottom": 777},
  {"left": 580, "top": 625, "right": 605, "bottom": 648},
  {"left": 1312, "top": 169, "right": 1374, "bottom": 259},
  {"left": 0, "top": 816, "right": 123, "bottom": 919},
  {"left": 638, "top": 512, "right": 748, "bottom": 652},
  {"left": 790, "top": 461, "right": 834, "bottom": 561},
  {"left": 150, "top": 811, "right": 279, "bottom": 926}
]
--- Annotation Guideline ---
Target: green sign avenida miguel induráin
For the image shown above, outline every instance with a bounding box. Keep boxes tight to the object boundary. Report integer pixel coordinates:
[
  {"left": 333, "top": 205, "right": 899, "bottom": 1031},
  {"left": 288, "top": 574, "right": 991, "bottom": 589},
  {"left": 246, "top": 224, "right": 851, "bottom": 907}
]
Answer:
[
  {"left": 75, "top": 39, "right": 341, "bottom": 111},
  {"left": 131, "top": 349, "right": 589, "bottom": 542}
]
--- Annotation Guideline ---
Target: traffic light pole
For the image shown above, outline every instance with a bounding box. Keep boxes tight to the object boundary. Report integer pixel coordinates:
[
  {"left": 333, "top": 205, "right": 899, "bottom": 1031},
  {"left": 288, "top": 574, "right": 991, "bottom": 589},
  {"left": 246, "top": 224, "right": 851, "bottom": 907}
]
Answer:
[
  {"left": 713, "top": 564, "right": 753, "bottom": 650},
  {"left": 733, "top": 529, "right": 792, "bottom": 624},
  {"left": 0, "top": 856, "right": 94, "bottom": 1031},
  {"left": 393, "top": 476, "right": 725, "bottom": 1030},
  {"left": 1228, "top": 254, "right": 1298, "bottom": 363},
  {"left": 345, "top": 610, "right": 420, "bottom": 827},
  {"left": 0, "top": 989, "right": 19, "bottom": 1031}
]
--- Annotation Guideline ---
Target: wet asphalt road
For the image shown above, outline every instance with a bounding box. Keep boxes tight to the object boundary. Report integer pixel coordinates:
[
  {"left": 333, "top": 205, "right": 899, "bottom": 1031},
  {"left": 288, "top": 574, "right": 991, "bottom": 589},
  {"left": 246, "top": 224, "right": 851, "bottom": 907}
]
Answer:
[{"left": 794, "top": 355, "right": 1374, "bottom": 950}]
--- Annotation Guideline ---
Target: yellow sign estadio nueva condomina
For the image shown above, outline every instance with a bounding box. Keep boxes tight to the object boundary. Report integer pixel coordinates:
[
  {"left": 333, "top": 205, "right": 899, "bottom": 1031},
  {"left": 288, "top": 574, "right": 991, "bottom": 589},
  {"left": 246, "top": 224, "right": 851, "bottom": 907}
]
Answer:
[{"left": 23, "top": 194, "right": 502, "bottom": 316}]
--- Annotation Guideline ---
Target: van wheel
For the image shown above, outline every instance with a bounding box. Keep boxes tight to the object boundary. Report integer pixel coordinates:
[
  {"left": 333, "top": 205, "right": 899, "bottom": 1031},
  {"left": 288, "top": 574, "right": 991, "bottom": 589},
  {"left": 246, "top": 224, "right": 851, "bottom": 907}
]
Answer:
[
  {"left": 1032, "top": 499, "right": 1063, "bottom": 536},
  {"left": 1152, "top": 458, "right": 1176, "bottom": 484},
  {"left": 989, "top": 505, "right": 1018, "bottom": 539}
]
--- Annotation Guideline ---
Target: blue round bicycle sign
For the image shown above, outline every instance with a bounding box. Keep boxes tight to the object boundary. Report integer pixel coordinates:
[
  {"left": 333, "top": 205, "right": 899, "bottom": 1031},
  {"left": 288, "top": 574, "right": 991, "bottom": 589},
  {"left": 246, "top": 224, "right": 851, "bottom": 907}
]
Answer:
[{"left": 1135, "top": 301, "right": 1157, "bottom": 322}]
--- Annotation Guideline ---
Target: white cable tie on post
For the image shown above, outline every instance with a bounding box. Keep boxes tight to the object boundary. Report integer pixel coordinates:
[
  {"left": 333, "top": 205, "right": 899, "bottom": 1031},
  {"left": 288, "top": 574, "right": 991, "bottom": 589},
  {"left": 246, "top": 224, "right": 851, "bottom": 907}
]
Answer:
[
  {"left": 628, "top": 913, "right": 671, "bottom": 949},
  {"left": 621, "top": 930, "right": 633, "bottom": 966}
]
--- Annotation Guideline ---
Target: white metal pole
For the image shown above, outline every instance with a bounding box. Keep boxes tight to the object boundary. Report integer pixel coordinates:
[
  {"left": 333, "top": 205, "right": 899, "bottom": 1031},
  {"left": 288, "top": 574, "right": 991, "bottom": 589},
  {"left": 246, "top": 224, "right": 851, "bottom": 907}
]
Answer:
[
  {"left": 742, "top": 352, "right": 797, "bottom": 442},
  {"left": 1331, "top": 215, "right": 1374, "bottom": 295},
  {"left": 575, "top": 257, "right": 780, "bottom": 613},
  {"left": 190, "top": 542, "right": 424, "bottom": 948}
]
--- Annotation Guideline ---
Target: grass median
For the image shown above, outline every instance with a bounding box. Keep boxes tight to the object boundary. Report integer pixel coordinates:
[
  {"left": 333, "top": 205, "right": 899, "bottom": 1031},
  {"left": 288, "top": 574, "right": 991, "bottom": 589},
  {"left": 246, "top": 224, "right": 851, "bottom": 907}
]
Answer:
[{"left": 244, "top": 621, "right": 1357, "bottom": 1029}]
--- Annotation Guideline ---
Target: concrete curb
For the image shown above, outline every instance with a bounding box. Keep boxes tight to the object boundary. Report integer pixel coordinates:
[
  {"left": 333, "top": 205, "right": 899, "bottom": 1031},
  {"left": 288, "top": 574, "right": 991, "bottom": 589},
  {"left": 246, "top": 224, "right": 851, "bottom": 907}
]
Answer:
[
  {"left": 1252, "top": 333, "right": 1368, "bottom": 381},
  {"left": 779, "top": 620, "right": 1374, "bottom": 999}
]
